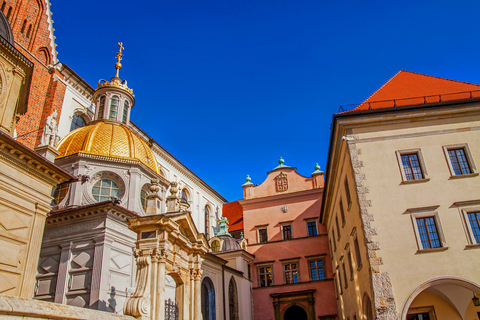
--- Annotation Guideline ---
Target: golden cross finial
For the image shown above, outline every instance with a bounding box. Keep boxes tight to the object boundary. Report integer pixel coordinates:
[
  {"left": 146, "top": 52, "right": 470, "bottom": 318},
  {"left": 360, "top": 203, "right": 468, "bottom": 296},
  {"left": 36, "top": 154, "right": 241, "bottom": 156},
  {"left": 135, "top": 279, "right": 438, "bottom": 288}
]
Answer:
[
  {"left": 114, "top": 42, "right": 124, "bottom": 78},
  {"left": 116, "top": 42, "right": 124, "bottom": 62}
]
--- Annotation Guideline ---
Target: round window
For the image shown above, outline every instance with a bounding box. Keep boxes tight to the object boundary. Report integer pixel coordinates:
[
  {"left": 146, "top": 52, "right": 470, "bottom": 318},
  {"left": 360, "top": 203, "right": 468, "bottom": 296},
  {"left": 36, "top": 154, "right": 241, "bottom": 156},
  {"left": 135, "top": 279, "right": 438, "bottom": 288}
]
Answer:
[
  {"left": 51, "top": 183, "right": 69, "bottom": 205},
  {"left": 92, "top": 179, "right": 120, "bottom": 202}
]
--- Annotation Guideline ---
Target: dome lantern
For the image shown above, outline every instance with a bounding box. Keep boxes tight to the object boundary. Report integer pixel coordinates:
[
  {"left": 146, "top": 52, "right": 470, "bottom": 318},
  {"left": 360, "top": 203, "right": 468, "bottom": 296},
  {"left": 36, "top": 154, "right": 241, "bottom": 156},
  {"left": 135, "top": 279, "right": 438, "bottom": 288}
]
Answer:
[{"left": 93, "top": 42, "right": 135, "bottom": 125}]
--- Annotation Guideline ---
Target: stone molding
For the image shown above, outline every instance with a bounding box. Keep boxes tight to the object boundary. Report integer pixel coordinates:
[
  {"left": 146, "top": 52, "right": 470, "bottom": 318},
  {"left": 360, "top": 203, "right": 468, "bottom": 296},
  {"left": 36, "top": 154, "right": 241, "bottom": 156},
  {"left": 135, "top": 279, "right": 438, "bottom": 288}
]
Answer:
[{"left": 0, "top": 293, "right": 134, "bottom": 319}]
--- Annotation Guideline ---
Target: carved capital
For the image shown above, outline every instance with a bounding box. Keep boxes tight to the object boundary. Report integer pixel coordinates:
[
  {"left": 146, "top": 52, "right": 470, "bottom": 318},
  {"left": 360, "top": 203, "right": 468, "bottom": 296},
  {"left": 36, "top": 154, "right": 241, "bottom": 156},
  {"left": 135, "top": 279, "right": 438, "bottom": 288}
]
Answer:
[{"left": 151, "top": 248, "right": 166, "bottom": 262}]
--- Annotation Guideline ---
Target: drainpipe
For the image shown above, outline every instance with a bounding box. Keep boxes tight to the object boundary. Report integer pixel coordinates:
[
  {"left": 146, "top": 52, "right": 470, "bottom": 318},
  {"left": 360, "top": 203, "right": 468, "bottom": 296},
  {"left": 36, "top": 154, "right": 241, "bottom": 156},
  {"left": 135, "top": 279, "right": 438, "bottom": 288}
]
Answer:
[{"left": 222, "top": 264, "right": 226, "bottom": 320}]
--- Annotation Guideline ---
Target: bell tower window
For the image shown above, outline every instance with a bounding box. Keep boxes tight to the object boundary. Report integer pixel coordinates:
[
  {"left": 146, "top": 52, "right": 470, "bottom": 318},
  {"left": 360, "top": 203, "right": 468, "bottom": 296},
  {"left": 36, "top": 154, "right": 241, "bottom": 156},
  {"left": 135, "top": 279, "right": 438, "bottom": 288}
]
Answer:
[
  {"left": 122, "top": 101, "right": 129, "bottom": 124},
  {"left": 98, "top": 96, "right": 105, "bottom": 119},
  {"left": 109, "top": 95, "right": 119, "bottom": 120}
]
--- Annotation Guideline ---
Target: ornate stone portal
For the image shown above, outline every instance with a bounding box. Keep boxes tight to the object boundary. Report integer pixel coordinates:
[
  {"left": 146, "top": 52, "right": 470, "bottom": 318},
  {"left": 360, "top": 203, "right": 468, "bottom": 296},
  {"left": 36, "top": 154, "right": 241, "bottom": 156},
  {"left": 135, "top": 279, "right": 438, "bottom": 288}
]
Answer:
[{"left": 124, "top": 196, "right": 208, "bottom": 320}]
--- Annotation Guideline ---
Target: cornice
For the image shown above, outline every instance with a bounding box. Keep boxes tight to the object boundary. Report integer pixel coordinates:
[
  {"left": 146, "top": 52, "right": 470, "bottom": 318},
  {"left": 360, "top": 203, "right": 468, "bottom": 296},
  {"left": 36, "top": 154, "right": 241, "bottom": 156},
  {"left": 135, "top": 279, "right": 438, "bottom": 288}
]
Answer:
[
  {"left": 0, "top": 132, "right": 74, "bottom": 185},
  {"left": 239, "top": 188, "right": 323, "bottom": 208}
]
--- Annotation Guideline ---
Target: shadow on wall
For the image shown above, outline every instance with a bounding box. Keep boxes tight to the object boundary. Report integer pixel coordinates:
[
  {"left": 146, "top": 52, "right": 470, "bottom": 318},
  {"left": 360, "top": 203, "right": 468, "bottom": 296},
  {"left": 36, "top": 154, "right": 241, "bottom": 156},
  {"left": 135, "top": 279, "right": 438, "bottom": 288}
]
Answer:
[{"left": 98, "top": 286, "right": 117, "bottom": 313}]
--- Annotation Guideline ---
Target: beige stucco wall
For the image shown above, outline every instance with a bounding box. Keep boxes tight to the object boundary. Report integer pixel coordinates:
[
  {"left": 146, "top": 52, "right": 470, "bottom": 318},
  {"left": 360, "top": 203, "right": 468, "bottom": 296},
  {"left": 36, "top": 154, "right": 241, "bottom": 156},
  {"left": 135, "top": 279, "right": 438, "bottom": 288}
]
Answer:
[
  {"left": 323, "top": 103, "right": 480, "bottom": 319},
  {"left": 353, "top": 108, "right": 480, "bottom": 314}
]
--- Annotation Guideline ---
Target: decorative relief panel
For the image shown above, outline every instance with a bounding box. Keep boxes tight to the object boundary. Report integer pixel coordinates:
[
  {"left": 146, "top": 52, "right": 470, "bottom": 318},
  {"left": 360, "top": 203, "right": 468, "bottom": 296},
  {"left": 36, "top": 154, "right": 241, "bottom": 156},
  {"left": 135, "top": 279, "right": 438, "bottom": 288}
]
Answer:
[
  {"left": 0, "top": 273, "right": 17, "bottom": 295},
  {"left": 275, "top": 172, "right": 288, "bottom": 192},
  {"left": 0, "top": 237, "right": 24, "bottom": 268},
  {"left": 0, "top": 204, "right": 30, "bottom": 239}
]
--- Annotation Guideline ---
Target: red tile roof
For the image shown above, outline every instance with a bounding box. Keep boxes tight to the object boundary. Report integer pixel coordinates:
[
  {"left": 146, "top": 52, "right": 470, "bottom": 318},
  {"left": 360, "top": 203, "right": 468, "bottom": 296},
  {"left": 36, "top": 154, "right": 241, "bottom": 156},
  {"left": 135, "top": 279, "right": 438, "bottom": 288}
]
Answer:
[
  {"left": 352, "top": 70, "right": 480, "bottom": 112},
  {"left": 222, "top": 201, "right": 243, "bottom": 232}
]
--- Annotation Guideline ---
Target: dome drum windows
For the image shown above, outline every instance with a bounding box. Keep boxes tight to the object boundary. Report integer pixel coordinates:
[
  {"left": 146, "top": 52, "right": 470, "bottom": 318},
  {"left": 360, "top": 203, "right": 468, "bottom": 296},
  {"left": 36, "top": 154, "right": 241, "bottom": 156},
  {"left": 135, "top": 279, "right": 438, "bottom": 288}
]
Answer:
[
  {"left": 95, "top": 92, "right": 132, "bottom": 123},
  {"left": 87, "top": 172, "right": 125, "bottom": 204}
]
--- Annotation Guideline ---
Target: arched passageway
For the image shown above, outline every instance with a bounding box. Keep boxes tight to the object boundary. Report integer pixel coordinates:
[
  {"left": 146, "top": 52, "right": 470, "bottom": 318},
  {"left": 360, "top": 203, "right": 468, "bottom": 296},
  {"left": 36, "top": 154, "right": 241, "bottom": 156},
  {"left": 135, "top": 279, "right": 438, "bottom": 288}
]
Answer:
[
  {"left": 363, "top": 293, "right": 374, "bottom": 320},
  {"left": 201, "top": 277, "right": 216, "bottom": 320},
  {"left": 402, "top": 276, "right": 480, "bottom": 320},
  {"left": 283, "top": 305, "right": 308, "bottom": 320}
]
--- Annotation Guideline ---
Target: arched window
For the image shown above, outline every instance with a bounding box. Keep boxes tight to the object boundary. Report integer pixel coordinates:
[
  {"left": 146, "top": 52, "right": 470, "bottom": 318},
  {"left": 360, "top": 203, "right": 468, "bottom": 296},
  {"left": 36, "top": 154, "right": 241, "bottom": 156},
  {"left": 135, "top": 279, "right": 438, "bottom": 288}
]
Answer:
[
  {"left": 26, "top": 24, "right": 31, "bottom": 38},
  {"left": 181, "top": 189, "right": 189, "bottom": 204},
  {"left": 201, "top": 277, "right": 216, "bottom": 320},
  {"left": 141, "top": 189, "right": 148, "bottom": 212},
  {"left": 205, "top": 206, "right": 210, "bottom": 239},
  {"left": 20, "top": 19, "right": 26, "bottom": 34},
  {"left": 98, "top": 96, "right": 105, "bottom": 119},
  {"left": 211, "top": 240, "right": 220, "bottom": 253},
  {"left": 70, "top": 114, "right": 86, "bottom": 131},
  {"left": 92, "top": 179, "right": 119, "bottom": 202},
  {"left": 1, "top": 2, "right": 6, "bottom": 12},
  {"left": 122, "top": 101, "right": 129, "bottom": 124},
  {"left": 6, "top": 7, "right": 11, "bottom": 21},
  {"left": 51, "top": 182, "right": 69, "bottom": 206},
  {"left": 109, "top": 95, "right": 119, "bottom": 120},
  {"left": 228, "top": 277, "right": 239, "bottom": 320}
]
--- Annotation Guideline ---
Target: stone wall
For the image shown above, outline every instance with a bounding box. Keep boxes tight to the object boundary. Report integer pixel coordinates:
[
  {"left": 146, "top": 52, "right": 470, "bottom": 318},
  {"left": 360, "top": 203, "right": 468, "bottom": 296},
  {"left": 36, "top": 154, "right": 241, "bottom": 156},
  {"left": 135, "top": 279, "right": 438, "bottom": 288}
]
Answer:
[{"left": 0, "top": 294, "right": 134, "bottom": 320}]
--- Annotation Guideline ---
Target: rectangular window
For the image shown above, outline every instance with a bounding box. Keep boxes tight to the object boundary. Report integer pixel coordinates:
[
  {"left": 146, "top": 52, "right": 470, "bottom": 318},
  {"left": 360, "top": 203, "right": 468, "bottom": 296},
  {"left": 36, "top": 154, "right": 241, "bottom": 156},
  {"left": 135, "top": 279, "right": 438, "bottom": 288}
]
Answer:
[
  {"left": 258, "top": 265, "right": 273, "bottom": 287},
  {"left": 448, "top": 148, "right": 472, "bottom": 175},
  {"left": 258, "top": 228, "right": 268, "bottom": 243},
  {"left": 339, "top": 199, "right": 346, "bottom": 226},
  {"left": 416, "top": 217, "right": 441, "bottom": 249},
  {"left": 336, "top": 268, "right": 343, "bottom": 294},
  {"left": 335, "top": 216, "right": 341, "bottom": 240},
  {"left": 342, "top": 263, "right": 348, "bottom": 289},
  {"left": 467, "top": 212, "right": 480, "bottom": 244},
  {"left": 331, "top": 230, "right": 337, "bottom": 252},
  {"left": 401, "top": 153, "right": 424, "bottom": 180},
  {"left": 282, "top": 224, "right": 292, "bottom": 240},
  {"left": 307, "top": 221, "right": 318, "bottom": 237},
  {"left": 345, "top": 178, "right": 352, "bottom": 207},
  {"left": 283, "top": 262, "right": 299, "bottom": 284},
  {"left": 309, "top": 258, "right": 325, "bottom": 281},
  {"left": 353, "top": 236, "right": 362, "bottom": 270},
  {"left": 347, "top": 250, "right": 354, "bottom": 280}
]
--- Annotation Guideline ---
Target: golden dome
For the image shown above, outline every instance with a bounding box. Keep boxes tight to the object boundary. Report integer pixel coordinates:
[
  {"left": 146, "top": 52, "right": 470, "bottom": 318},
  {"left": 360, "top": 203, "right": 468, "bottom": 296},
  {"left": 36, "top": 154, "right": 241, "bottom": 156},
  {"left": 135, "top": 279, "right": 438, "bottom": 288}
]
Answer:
[{"left": 56, "top": 121, "right": 160, "bottom": 175}]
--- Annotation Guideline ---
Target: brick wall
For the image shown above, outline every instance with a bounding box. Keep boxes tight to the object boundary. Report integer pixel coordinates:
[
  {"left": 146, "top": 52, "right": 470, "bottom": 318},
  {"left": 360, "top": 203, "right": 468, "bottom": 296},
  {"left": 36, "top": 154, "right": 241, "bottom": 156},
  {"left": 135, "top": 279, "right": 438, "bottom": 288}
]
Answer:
[{"left": 2, "top": 0, "right": 66, "bottom": 148}]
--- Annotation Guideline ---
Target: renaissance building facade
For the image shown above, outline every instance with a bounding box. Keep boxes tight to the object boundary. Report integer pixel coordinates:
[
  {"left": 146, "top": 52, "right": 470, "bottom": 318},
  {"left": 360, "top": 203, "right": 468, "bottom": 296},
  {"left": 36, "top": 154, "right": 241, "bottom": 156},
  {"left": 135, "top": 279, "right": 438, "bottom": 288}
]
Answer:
[
  {"left": 321, "top": 71, "right": 480, "bottom": 320},
  {"left": 224, "top": 159, "right": 337, "bottom": 320}
]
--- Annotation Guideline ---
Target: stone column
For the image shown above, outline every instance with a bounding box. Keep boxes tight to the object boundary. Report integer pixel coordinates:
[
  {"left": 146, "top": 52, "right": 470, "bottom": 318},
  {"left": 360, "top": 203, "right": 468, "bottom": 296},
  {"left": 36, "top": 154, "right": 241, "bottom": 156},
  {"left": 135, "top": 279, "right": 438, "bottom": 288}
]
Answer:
[
  {"left": 155, "top": 250, "right": 166, "bottom": 320},
  {"left": 190, "top": 270, "right": 195, "bottom": 320},
  {"left": 194, "top": 270, "right": 203, "bottom": 320},
  {"left": 54, "top": 241, "right": 72, "bottom": 304}
]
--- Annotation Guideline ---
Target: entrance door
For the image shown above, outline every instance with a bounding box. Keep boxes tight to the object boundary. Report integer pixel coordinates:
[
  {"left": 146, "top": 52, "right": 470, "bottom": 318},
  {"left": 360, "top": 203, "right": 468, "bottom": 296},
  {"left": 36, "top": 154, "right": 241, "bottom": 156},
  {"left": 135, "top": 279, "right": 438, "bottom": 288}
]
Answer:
[
  {"left": 407, "top": 313, "right": 430, "bottom": 320},
  {"left": 284, "top": 305, "right": 308, "bottom": 320}
]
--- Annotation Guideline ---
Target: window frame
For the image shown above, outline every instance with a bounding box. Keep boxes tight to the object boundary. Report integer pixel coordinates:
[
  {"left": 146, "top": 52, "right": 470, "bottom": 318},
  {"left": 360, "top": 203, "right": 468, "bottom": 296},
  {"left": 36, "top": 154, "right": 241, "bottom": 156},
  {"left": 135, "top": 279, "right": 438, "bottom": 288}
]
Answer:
[
  {"left": 257, "top": 264, "right": 274, "bottom": 287},
  {"left": 351, "top": 227, "right": 363, "bottom": 271},
  {"left": 455, "top": 201, "right": 480, "bottom": 246},
  {"left": 281, "top": 222, "right": 293, "bottom": 240},
  {"left": 396, "top": 149, "right": 429, "bottom": 183},
  {"left": 306, "top": 219, "right": 318, "bottom": 237},
  {"left": 443, "top": 144, "right": 478, "bottom": 178},
  {"left": 408, "top": 206, "right": 447, "bottom": 252},
  {"left": 282, "top": 260, "right": 300, "bottom": 284},
  {"left": 308, "top": 257, "right": 325, "bottom": 281},
  {"left": 344, "top": 178, "right": 352, "bottom": 210},
  {"left": 257, "top": 226, "right": 268, "bottom": 244}
]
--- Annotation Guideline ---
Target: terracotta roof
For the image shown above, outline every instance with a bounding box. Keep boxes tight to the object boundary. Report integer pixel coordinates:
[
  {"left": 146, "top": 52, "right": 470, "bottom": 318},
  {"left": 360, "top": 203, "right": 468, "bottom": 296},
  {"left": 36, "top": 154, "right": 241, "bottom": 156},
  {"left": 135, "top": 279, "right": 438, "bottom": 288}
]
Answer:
[
  {"left": 222, "top": 201, "right": 243, "bottom": 232},
  {"left": 351, "top": 70, "right": 480, "bottom": 112}
]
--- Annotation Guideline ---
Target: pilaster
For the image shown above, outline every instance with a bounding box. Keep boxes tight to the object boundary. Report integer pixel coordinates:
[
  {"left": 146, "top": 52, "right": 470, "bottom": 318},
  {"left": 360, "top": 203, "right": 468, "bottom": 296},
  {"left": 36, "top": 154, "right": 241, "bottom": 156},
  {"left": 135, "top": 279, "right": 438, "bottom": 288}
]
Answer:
[{"left": 54, "top": 241, "right": 72, "bottom": 304}]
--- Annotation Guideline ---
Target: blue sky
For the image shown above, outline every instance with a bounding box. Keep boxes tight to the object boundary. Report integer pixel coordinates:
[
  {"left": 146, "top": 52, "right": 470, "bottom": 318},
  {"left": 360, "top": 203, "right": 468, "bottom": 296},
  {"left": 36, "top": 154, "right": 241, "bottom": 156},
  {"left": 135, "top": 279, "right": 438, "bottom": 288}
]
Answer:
[{"left": 52, "top": 1, "right": 480, "bottom": 201}]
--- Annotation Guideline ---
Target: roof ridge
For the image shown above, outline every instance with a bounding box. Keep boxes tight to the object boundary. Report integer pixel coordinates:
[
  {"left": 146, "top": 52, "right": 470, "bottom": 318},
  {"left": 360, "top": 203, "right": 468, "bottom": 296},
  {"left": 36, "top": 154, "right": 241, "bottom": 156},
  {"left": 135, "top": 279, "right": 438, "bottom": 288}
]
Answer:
[{"left": 400, "top": 70, "right": 480, "bottom": 87}]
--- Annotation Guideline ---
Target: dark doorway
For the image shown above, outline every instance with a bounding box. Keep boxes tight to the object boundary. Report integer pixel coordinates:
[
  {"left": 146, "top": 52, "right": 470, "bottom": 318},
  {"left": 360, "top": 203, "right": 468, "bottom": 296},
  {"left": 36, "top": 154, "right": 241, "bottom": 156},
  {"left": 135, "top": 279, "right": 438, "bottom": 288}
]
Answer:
[{"left": 284, "top": 305, "right": 308, "bottom": 320}]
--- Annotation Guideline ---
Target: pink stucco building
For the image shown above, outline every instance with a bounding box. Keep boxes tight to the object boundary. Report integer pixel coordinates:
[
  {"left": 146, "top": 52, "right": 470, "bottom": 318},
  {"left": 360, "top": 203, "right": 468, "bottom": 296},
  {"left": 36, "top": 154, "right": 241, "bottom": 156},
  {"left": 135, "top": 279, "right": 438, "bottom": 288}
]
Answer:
[{"left": 225, "top": 158, "right": 337, "bottom": 320}]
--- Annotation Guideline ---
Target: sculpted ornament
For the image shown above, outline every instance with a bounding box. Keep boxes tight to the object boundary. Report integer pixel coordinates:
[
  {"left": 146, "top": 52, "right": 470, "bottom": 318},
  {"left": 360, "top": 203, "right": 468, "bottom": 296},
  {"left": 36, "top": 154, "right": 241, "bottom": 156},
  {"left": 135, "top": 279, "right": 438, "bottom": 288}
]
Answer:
[{"left": 40, "top": 110, "right": 60, "bottom": 147}]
